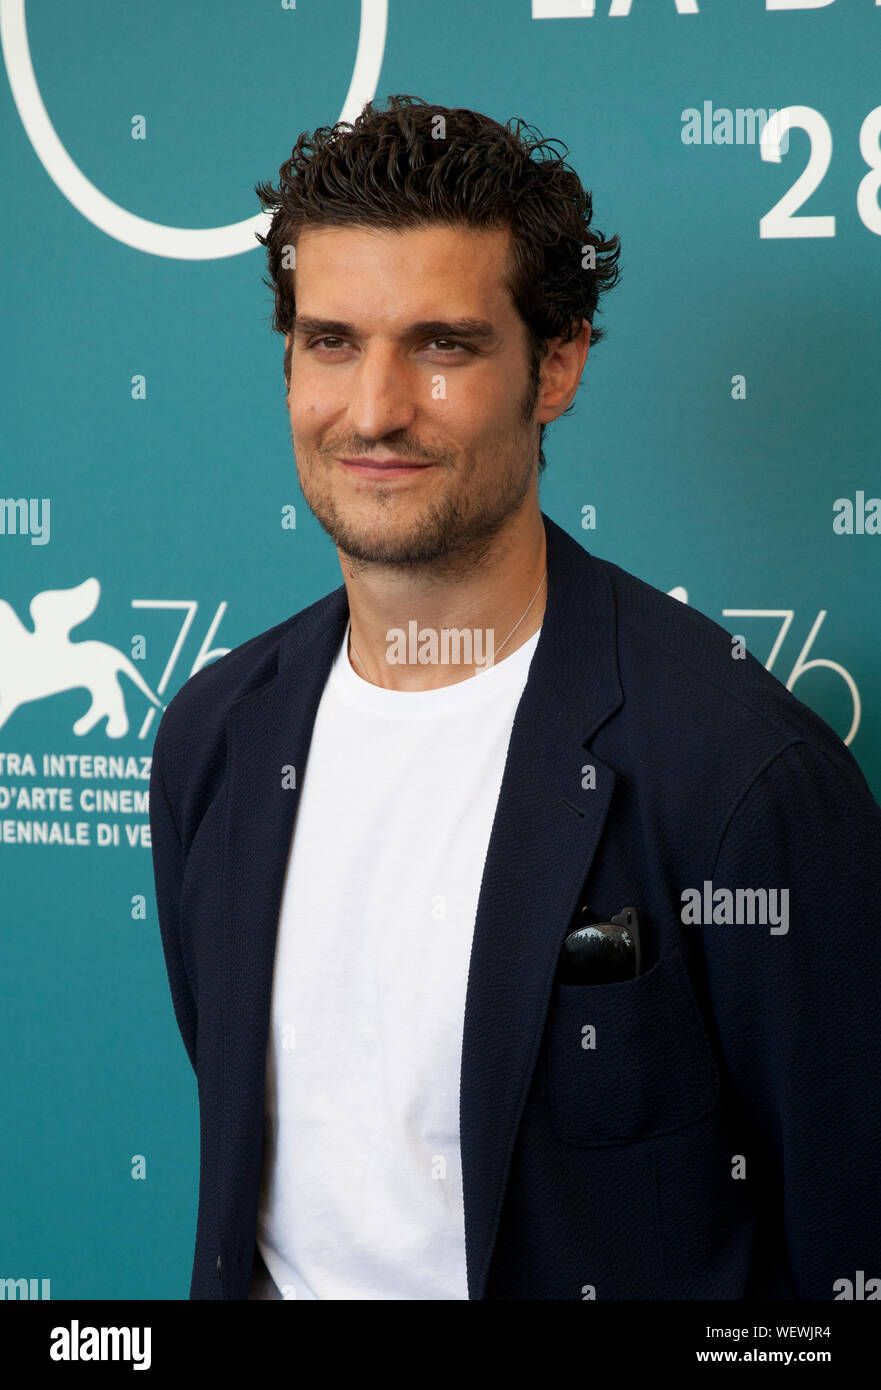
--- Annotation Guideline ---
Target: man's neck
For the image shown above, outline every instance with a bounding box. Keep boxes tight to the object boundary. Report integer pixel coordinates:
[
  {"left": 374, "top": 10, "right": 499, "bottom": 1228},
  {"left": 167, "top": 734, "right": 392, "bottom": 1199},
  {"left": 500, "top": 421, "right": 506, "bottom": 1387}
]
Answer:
[{"left": 341, "top": 509, "right": 547, "bottom": 692}]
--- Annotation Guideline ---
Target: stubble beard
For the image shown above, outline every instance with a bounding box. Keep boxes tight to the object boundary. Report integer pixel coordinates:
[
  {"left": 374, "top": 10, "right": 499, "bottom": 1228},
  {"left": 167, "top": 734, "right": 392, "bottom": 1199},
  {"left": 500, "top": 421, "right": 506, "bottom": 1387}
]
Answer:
[{"left": 289, "top": 377, "right": 541, "bottom": 578}]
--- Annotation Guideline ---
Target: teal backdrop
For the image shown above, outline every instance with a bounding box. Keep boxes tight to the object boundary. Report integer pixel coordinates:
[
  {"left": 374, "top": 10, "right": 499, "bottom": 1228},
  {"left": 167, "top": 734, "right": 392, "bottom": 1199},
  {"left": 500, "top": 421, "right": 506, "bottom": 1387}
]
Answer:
[{"left": 1, "top": 0, "right": 879, "bottom": 1298}]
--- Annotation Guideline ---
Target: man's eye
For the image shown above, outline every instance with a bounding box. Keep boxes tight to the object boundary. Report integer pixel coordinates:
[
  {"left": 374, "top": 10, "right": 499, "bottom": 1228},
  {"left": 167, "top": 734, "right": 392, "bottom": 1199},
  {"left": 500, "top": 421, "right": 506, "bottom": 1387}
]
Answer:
[{"left": 306, "top": 337, "right": 469, "bottom": 353}]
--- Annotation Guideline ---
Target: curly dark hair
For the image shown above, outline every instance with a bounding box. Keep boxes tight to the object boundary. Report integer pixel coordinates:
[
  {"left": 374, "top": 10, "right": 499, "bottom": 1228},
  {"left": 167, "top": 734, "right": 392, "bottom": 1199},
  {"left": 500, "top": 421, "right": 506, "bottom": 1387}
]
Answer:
[{"left": 254, "top": 94, "right": 621, "bottom": 472}]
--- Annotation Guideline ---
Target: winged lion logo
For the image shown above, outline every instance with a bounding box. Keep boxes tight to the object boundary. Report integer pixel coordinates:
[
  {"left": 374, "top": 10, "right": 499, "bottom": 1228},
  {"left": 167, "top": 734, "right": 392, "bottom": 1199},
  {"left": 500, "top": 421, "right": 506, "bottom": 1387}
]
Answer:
[{"left": 0, "top": 578, "right": 165, "bottom": 738}]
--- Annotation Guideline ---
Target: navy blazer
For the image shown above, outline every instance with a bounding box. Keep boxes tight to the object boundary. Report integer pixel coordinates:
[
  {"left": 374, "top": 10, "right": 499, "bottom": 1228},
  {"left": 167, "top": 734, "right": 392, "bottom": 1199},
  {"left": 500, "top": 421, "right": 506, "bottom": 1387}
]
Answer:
[{"left": 149, "top": 512, "right": 881, "bottom": 1300}]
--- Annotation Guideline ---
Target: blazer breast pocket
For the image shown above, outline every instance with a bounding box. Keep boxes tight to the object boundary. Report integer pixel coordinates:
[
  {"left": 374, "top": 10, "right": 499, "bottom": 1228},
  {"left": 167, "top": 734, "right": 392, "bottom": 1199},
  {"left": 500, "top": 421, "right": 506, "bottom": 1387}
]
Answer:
[{"left": 544, "top": 949, "right": 719, "bottom": 1148}]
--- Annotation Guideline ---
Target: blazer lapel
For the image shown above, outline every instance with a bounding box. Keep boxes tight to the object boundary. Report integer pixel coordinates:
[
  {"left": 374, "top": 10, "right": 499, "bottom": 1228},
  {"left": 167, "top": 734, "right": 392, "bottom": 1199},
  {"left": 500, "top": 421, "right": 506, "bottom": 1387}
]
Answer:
[{"left": 459, "top": 517, "right": 623, "bottom": 1297}]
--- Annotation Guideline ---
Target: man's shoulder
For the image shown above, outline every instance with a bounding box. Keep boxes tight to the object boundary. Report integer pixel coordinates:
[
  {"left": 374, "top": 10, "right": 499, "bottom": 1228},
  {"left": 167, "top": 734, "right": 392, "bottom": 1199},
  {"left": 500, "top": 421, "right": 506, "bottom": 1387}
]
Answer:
[
  {"left": 594, "top": 552, "right": 862, "bottom": 783},
  {"left": 151, "top": 585, "right": 341, "bottom": 782}
]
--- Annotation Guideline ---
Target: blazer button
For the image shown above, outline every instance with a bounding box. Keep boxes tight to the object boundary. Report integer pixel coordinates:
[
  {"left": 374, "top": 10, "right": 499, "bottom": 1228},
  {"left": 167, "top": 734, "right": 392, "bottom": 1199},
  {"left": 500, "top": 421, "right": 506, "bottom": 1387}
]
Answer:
[{"left": 217, "top": 1255, "right": 222, "bottom": 1279}]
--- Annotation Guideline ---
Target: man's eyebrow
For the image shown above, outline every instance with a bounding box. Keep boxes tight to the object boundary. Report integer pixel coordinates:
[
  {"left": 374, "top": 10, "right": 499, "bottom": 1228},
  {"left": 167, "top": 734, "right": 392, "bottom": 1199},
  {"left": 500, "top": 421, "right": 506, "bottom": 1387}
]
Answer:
[{"left": 291, "top": 315, "right": 501, "bottom": 344}]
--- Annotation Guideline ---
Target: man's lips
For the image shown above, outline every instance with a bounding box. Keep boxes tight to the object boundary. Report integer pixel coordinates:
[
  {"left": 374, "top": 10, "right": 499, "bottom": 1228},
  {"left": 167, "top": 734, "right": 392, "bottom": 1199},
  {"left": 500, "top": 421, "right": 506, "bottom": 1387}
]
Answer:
[{"left": 338, "top": 457, "right": 436, "bottom": 479}]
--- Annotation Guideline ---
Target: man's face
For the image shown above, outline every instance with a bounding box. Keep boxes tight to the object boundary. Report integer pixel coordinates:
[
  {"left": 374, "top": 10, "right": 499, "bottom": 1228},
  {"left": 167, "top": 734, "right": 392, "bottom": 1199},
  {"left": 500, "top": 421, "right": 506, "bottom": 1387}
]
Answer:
[{"left": 285, "top": 223, "right": 543, "bottom": 570}]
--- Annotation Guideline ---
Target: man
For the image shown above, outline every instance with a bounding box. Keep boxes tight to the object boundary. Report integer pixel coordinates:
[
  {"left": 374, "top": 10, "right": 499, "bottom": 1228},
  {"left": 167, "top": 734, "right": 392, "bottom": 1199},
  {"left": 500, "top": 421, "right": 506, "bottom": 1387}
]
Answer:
[{"left": 150, "top": 96, "right": 881, "bottom": 1300}]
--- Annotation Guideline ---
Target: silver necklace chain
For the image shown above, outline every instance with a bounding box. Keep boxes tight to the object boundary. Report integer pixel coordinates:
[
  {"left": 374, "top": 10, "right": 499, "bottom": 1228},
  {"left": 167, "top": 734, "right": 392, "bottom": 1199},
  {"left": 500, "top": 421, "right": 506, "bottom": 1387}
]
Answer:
[{"left": 348, "top": 566, "right": 547, "bottom": 678}]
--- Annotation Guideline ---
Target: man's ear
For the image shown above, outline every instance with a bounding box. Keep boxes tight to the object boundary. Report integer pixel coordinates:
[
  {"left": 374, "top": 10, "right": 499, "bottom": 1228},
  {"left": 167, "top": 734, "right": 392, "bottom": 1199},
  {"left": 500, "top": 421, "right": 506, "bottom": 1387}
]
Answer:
[{"left": 535, "top": 319, "right": 592, "bottom": 426}]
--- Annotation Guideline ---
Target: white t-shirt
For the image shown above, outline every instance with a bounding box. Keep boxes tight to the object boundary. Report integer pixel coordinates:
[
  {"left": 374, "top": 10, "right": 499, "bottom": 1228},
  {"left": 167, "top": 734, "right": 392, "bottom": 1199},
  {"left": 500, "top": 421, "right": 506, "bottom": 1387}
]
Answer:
[{"left": 254, "top": 616, "right": 541, "bottom": 1299}]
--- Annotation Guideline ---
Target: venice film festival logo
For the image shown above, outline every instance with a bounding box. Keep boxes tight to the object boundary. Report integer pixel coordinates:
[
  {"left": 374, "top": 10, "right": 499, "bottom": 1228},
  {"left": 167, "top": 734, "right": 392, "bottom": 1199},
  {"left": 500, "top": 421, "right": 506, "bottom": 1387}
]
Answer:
[
  {"left": 0, "top": 578, "right": 230, "bottom": 741},
  {"left": 0, "top": 580, "right": 164, "bottom": 740},
  {"left": 0, "top": 579, "right": 229, "bottom": 851}
]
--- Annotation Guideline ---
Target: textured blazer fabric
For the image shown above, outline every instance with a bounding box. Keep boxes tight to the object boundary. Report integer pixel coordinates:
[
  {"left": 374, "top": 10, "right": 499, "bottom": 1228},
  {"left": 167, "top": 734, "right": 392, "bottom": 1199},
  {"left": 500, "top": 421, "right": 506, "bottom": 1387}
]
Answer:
[{"left": 149, "top": 512, "right": 881, "bottom": 1300}]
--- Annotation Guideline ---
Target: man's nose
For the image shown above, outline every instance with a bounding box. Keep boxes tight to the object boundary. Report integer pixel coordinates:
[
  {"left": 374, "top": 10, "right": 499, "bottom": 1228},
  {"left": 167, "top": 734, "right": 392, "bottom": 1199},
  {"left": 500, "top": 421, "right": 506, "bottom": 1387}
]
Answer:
[{"left": 345, "top": 345, "right": 420, "bottom": 439}]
